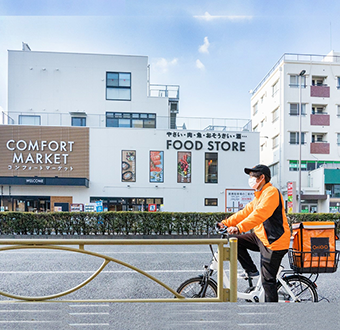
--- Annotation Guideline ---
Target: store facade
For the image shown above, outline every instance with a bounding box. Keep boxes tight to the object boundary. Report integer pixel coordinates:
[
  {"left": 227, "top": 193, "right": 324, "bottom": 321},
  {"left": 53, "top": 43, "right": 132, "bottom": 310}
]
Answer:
[{"left": 0, "top": 125, "right": 259, "bottom": 212}]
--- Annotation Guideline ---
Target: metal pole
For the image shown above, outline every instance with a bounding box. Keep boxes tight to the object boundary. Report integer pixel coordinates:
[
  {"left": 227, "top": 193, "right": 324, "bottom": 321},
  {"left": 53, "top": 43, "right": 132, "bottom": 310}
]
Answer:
[
  {"left": 229, "top": 237, "right": 238, "bottom": 302},
  {"left": 298, "top": 75, "right": 302, "bottom": 213}
]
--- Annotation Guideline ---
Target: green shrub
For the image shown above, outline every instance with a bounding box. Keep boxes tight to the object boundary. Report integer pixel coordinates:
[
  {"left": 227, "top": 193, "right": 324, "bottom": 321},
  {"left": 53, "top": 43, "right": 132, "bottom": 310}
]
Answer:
[{"left": 0, "top": 212, "right": 339, "bottom": 236}]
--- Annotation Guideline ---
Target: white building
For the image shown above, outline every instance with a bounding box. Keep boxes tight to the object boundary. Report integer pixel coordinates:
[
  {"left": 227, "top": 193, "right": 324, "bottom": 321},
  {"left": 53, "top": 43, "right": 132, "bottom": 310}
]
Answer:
[
  {"left": 0, "top": 47, "right": 257, "bottom": 213},
  {"left": 251, "top": 51, "right": 340, "bottom": 213}
]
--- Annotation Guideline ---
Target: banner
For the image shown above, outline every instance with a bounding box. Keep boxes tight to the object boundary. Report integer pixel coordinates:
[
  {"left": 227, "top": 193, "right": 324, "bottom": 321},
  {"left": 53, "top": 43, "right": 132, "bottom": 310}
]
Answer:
[
  {"left": 122, "top": 150, "right": 136, "bottom": 182},
  {"left": 225, "top": 189, "right": 254, "bottom": 212},
  {"left": 150, "top": 151, "right": 164, "bottom": 183},
  {"left": 287, "top": 181, "right": 296, "bottom": 213},
  {"left": 177, "top": 152, "right": 191, "bottom": 183}
]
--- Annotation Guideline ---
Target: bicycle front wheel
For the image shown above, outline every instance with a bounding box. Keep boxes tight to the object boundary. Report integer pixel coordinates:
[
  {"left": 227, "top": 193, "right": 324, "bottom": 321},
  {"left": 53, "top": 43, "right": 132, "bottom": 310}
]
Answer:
[
  {"left": 177, "top": 277, "right": 217, "bottom": 298},
  {"left": 277, "top": 275, "right": 318, "bottom": 302}
]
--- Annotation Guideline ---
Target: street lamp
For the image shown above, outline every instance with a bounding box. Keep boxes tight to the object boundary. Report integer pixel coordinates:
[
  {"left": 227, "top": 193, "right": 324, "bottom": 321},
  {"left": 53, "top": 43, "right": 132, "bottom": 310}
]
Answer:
[{"left": 298, "top": 70, "right": 306, "bottom": 213}]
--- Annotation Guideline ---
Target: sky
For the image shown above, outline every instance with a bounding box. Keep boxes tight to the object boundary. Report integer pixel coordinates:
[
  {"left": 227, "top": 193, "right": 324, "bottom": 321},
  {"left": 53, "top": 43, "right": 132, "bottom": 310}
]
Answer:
[{"left": 1, "top": 0, "right": 340, "bottom": 120}]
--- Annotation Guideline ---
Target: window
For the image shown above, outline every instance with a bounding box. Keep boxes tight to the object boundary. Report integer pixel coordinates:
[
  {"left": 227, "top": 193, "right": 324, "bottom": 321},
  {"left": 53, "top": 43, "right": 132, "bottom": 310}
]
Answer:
[
  {"left": 337, "top": 133, "right": 340, "bottom": 146},
  {"left": 289, "top": 103, "right": 306, "bottom": 115},
  {"left": 260, "top": 117, "right": 266, "bottom": 127},
  {"left": 289, "top": 75, "right": 306, "bottom": 87},
  {"left": 253, "top": 125, "right": 258, "bottom": 132},
  {"left": 18, "top": 115, "right": 41, "bottom": 125},
  {"left": 205, "top": 153, "right": 218, "bottom": 183},
  {"left": 289, "top": 132, "right": 306, "bottom": 145},
  {"left": 71, "top": 117, "right": 86, "bottom": 126},
  {"left": 337, "top": 105, "right": 340, "bottom": 116},
  {"left": 312, "top": 105, "right": 326, "bottom": 114},
  {"left": 269, "top": 163, "right": 279, "bottom": 177},
  {"left": 312, "top": 133, "right": 326, "bottom": 143},
  {"left": 106, "top": 72, "right": 131, "bottom": 101},
  {"left": 272, "top": 80, "right": 279, "bottom": 96},
  {"left": 312, "top": 77, "right": 326, "bottom": 86},
  {"left": 272, "top": 135, "right": 279, "bottom": 149},
  {"left": 106, "top": 112, "right": 156, "bottom": 128},
  {"left": 205, "top": 198, "right": 218, "bottom": 206},
  {"left": 253, "top": 102, "right": 258, "bottom": 116},
  {"left": 337, "top": 77, "right": 340, "bottom": 89},
  {"left": 272, "top": 107, "right": 279, "bottom": 122},
  {"left": 261, "top": 142, "right": 267, "bottom": 152}
]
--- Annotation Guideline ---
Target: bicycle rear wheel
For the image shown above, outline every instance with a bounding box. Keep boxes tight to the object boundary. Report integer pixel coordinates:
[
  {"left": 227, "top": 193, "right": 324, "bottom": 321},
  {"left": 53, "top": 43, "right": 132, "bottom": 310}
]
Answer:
[
  {"left": 177, "top": 277, "right": 217, "bottom": 298},
  {"left": 277, "top": 275, "right": 318, "bottom": 302}
]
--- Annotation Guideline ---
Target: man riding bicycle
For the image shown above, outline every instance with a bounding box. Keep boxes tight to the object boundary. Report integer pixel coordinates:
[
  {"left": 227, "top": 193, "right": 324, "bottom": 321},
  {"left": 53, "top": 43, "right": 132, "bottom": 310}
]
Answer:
[{"left": 218, "top": 164, "right": 290, "bottom": 302}]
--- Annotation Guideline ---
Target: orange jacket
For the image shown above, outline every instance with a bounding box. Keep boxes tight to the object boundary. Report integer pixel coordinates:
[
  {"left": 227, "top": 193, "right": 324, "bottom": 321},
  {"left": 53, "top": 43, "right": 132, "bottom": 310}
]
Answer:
[{"left": 222, "top": 182, "right": 290, "bottom": 251}]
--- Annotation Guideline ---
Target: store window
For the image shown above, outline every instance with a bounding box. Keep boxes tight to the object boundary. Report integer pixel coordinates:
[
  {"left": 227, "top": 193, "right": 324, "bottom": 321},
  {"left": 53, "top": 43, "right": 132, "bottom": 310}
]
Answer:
[
  {"left": 19, "top": 115, "right": 41, "bottom": 125},
  {"left": 71, "top": 117, "right": 86, "bottom": 126},
  {"left": 205, "top": 198, "right": 218, "bottom": 206},
  {"left": 106, "top": 72, "right": 131, "bottom": 101},
  {"left": 106, "top": 112, "right": 156, "bottom": 128},
  {"left": 205, "top": 153, "right": 218, "bottom": 183}
]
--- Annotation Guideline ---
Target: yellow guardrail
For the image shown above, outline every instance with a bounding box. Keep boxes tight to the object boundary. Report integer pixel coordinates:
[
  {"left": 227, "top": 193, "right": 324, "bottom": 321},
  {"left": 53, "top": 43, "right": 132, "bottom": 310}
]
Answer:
[{"left": 0, "top": 238, "right": 237, "bottom": 303}]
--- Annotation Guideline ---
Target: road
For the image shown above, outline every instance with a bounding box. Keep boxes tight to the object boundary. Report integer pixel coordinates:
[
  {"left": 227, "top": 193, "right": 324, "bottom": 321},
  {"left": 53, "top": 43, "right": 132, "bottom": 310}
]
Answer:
[{"left": 0, "top": 241, "right": 339, "bottom": 329}]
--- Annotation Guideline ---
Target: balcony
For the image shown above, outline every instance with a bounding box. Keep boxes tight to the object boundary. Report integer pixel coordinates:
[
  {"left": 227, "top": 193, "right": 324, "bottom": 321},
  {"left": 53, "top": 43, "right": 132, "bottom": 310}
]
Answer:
[
  {"left": 310, "top": 142, "right": 330, "bottom": 154},
  {"left": 310, "top": 85, "right": 330, "bottom": 97},
  {"left": 149, "top": 84, "right": 179, "bottom": 101},
  {"left": 310, "top": 114, "right": 330, "bottom": 126}
]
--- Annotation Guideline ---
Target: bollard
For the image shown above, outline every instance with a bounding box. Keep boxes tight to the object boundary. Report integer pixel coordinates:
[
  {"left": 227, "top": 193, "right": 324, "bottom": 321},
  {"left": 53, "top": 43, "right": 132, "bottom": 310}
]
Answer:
[{"left": 229, "top": 237, "right": 238, "bottom": 302}]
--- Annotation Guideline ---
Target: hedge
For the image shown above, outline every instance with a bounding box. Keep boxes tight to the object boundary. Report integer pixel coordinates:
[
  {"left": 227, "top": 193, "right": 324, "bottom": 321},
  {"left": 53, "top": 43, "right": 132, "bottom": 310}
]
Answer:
[{"left": 0, "top": 211, "right": 340, "bottom": 236}]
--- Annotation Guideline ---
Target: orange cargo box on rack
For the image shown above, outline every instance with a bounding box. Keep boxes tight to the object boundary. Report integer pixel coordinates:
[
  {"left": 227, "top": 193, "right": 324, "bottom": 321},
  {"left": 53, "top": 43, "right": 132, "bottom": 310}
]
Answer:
[{"left": 291, "top": 222, "right": 337, "bottom": 271}]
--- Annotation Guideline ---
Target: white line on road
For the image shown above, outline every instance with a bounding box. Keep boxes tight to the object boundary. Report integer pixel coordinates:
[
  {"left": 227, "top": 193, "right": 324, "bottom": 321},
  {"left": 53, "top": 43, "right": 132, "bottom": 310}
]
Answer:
[
  {"left": 69, "top": 304, "right": 110, "bottom": 308},
  {"left": 69, "top": 312, "right": 109, "bottom": 315},
  {"left": 0, "top": 310, "right": 60, "bottom": 313},
  {"left": 69, "top": 323, "right": 109, "bottom": 327}
]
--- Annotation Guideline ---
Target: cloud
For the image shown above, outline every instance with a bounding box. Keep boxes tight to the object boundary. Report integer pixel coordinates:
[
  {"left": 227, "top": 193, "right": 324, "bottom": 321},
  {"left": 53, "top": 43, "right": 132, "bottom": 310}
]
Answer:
[
  {"left": 196, "top": 59, "right": 205, "bottom": 70},
  {"left": 153, "top": 58, "right": 178, "bottom": 73},
  {"left": 194, "top": 11, "right": 252, "bottom": 22},
  {"left": 199, "top": 37, "right": 210, "bottom": 54}
]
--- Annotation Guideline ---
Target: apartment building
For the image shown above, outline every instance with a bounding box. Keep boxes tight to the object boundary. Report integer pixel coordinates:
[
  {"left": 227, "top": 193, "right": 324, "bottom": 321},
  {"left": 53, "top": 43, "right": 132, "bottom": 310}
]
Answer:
[{"left": 251, "top": 51, "right": 340, "bottom": 213}]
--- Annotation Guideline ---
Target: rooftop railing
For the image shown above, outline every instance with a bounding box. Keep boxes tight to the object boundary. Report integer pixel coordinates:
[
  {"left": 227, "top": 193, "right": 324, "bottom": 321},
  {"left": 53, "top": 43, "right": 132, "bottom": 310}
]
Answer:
[
  {"left": 149, "top": 84, "right": 179, "bottom": 100},
  {"left": 5, "top": 111, "right": 251, "bottom": 131},
  {"left": 251, "top": 53, "right": 340, "bottom": 96}
]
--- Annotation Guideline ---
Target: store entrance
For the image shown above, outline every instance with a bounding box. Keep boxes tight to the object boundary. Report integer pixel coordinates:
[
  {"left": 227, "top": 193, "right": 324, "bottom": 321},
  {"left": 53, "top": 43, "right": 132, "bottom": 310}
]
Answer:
[
  {"left": 0, "top": 196, "right": 50, "bottom": 212},
  {"left": 91, "top": 197, "right": 164, "bottom": 212}
]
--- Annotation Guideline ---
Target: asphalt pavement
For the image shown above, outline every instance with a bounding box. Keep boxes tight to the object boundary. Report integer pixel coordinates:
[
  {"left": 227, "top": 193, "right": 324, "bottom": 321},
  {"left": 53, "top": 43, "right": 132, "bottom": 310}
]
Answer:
[{"left": 0, "top": 241, "right": 339, "bottom": 329}]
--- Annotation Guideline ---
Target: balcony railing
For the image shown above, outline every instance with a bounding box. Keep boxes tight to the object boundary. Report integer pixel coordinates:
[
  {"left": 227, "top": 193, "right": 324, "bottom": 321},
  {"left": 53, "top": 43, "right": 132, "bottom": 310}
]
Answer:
[
  {"left": 310, "top": 142, "right": 330, "bottom": 154},
  {"left": 149, "top": 85, "right": 179, "bottom": 100},
  {"left": 310, "top": 85, "right": 330, "bottom": 97},
  {"left": 310, "top": 114, "right": 330, "bottom": 126}
]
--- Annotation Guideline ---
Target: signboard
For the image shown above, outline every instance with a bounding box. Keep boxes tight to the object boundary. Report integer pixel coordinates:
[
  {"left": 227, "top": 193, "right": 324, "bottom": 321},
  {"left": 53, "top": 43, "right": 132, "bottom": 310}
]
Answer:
[
  {"left": 0, "top": 126, "right": 89, "bottom": 179},
  {"left": 54, "top": 206, "right": 62, "bottom": 212},
  {"left": 95, "top": 201, "right": 103, "bottom": 212},
  {"left": 122, "top": 150, "right": 136, "bottom": 182},
  {"left": 84, "top": 203, "right": 97, "bottom": 212},
  {"left": 70, "top": 203, "right": 84, "bottom": 212},
  {"left": 148, "top": 204, "right": 157, "bottom": 212},
  {"left": 225, "top": 189, "right": 254, "bottom": 212},
  {"left": 150, "top": 151, "right": 164, "bottom": 183},
  {"left": 177, "top": 152, "right": 191, "bottom": 183},
  {"left": 25, "top": 178, "right": 45, "bottom": 185},
  {"left": 287, "top": 181, "right": 296, "bottom": 213}
]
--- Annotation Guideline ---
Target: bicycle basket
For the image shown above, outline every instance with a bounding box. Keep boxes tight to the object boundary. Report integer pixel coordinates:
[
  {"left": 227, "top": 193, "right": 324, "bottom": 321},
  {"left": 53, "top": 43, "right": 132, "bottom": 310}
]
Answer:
[{"left": 288, "top": 248, "right": 340, "bottom": 273}]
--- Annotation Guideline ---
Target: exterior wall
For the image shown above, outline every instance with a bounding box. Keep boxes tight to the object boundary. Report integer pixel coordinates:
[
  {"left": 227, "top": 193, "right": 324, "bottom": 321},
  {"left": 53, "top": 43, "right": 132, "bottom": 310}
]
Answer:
[
  {"left": 7, "top": 50, "right": 169, "bottom": 128},
  {"left": 0, "top": 126, "right": 259, "bottom": 212},
  {"left": 251, "top": 52, "right": 340, "bottom": 212}
]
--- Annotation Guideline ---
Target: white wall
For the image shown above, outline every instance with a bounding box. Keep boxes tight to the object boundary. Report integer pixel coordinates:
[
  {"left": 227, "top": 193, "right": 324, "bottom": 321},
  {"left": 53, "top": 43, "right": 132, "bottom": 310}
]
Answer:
[{"left": 8, "top": 50, "right": 169, "bottom": 127}]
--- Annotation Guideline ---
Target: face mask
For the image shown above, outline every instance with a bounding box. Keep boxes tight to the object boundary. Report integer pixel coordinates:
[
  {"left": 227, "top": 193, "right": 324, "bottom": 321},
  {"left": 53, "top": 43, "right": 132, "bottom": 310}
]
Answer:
[{"left": 248, "top": 176, "right": 262, "bottom": 189}]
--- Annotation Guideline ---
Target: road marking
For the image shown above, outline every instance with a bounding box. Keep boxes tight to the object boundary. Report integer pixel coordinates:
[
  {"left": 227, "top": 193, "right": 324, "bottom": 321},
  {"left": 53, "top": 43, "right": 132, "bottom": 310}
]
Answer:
[
  {"left": 238, "top": 312, "right": 276, "bottom": 315},
  {"left": 69, "top": 304, "right": 110, "bottom": 308},
  {"left": 0, "top": 310, "right": 60, "bottom": 313},
  {"left": 69, "top": 313, "right": 110, "bottom": 315},
  {"left": 70, "top": 324, "right": 109, "bottom": 327},
  {"left": 0, "top": 320, "right": 58, "bottom": 323},
  {"left": 0, "top": 269, "right": 203, "bottom": 274},
  {"left": 238, "top": 324, "right": 277, "bottom": 327}
]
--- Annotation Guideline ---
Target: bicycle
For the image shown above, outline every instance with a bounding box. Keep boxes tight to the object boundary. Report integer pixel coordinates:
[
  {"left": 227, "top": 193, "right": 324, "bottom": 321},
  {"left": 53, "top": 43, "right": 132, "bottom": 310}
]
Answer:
[{"left": 177, "top": 226, "right": 320, "bottom": 302}]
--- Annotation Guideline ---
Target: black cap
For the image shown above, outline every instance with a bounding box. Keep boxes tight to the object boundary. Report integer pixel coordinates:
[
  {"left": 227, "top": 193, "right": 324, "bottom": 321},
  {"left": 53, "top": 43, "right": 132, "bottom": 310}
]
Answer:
[{"left": 244, "top": 164, "right": 271, "bottom": 179}]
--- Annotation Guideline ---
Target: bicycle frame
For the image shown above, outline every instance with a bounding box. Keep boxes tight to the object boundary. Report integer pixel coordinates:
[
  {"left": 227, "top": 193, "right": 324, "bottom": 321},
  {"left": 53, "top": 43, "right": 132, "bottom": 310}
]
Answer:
[{"left": 210, "top": 252, "right": 302, "bottom": 302}]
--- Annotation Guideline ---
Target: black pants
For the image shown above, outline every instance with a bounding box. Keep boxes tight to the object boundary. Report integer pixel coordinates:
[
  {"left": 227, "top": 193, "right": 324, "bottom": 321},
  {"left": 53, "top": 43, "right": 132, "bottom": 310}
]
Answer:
[{"left": 236, "top": 232, "right": 288, "bottom": 302}]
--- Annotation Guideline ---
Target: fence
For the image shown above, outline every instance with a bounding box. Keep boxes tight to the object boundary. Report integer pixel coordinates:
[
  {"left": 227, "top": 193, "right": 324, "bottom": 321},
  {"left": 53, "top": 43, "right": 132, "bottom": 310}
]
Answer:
[{"left": 0, "top": 237, "right": 238, "bottom": 303}]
